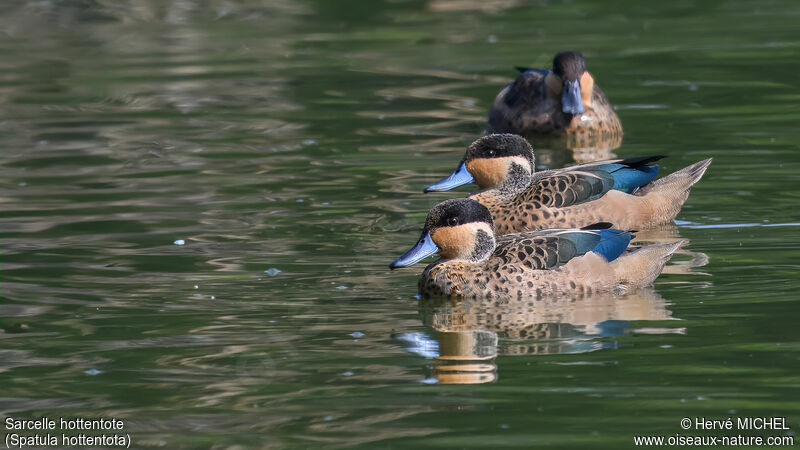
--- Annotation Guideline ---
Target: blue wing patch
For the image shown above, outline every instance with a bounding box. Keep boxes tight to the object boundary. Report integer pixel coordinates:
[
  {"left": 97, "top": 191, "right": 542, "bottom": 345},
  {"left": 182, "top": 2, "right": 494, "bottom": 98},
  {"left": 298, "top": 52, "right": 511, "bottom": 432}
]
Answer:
[
  {"left": 594, "top": 155, "right": 664, "bottom": 193},
  {"left": 592, "top": 229, "right": 633, "bottom": 262}
]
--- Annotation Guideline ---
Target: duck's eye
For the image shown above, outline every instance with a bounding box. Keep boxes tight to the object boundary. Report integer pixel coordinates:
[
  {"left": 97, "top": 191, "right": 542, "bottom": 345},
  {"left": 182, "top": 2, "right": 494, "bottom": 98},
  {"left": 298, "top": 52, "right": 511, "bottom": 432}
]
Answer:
[
  {"left": 487, "top": 149, "right": 496, "bottom": 157},
  {"left": 447, "top": 217, "right": 459, "bottom": 226}
]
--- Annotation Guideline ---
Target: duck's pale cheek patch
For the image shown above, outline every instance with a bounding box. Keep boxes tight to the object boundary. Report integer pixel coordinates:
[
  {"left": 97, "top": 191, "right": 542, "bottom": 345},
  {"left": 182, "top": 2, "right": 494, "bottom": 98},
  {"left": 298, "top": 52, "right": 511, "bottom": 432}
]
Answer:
[
  {"left": 580, "top": 72, "right": 595, "bottom": 109},
  {"left": 431, "top": 224, "right": 476, "bottom": 259},
  {"left": 545, "top": 72, "right": 562, "bottom": 100},
  {"left": 466, "top": 158, "right": 507, "bottom": 189},
  {"left": 505, "top": 156, "right": 532, "bottom": 176}
]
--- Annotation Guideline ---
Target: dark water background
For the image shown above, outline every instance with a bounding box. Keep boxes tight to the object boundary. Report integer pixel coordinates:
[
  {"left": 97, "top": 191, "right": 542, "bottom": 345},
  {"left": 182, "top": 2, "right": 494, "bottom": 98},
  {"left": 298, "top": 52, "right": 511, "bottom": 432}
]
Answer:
[{"left": 1, "top": 0, "right": 799, "bottom": 448}]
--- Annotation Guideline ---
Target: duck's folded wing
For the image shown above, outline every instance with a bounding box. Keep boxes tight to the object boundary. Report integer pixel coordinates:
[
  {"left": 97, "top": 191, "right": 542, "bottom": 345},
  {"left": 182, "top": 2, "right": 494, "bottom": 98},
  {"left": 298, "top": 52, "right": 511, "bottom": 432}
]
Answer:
[
  {"left": 523, "top": 169, "right": 615, "bottom": 207},
  {"left": 494, "top": 229, "right": 602, "bottom": 270},
  {"left": 501, "top": 69, "right": 548, "bottom": 109},
  {"left": 514, "top": 66, "right": 549, "bottom": 75},
  {"left": 565, "top": 155, "right": 665, "bottom": 194}
]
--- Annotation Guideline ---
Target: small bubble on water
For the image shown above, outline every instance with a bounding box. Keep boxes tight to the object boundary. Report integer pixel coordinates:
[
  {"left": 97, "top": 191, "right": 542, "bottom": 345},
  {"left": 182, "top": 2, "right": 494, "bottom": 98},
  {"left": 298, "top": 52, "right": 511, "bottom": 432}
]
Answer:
[
  {"left": 321, "top": 201, "right": 330, "bottom": 205},
  {"left": 18, "top": 182, "right": 27, "bottom": 187},
  {"left": 324, "top": 415, "right": 334, "bottom": 421},
  {"left": 419, "top": 378, "right": 438, "bottom": 384},
  {"left": 296, "top": 198, "right": 304, "bottom": 203},
  {"left": 343, "top": 371, "right": 354, "bottom": 377},
  {"left": 336, "top": 285, "right": 348, "bottom": 290},
  {"left": 194, "top": 285, "right": 199, "bottom": 289},
  {"left": 85, "top": 368, "right": 102, "bottom": 376},
  {"left": 500, "top": 424, "right": 510, "bottom": 429},
  {"left": 660, "top": 344, "right": 673, "bottom": 349},
  {"left": 268, "top": 320, "right": 276, "bottom": 323},
  {"left": 173, "top": 239, "right": 185, "bottom": 245},
  {"left": 350, "top": 331, "right": 364, "bottom": 338},
  {"left": 264, "top": 268, "right": 281, "bottom": 276},
  {"left": 343, "top": 270, "right": 351, "bottom": 273},
  {"left": 302, "top": 139, "right": 317, "bottom": 146}
]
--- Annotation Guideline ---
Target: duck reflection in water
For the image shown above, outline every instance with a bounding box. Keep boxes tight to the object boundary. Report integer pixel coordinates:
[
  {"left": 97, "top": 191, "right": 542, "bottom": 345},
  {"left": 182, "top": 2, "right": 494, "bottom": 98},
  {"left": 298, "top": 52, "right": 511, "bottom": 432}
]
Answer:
[
  {"left": 531, "top": 131, "right": 623, "bottom": 168},
  {"left": 397, "top": 287, "right": 682, "bottom": 385}
]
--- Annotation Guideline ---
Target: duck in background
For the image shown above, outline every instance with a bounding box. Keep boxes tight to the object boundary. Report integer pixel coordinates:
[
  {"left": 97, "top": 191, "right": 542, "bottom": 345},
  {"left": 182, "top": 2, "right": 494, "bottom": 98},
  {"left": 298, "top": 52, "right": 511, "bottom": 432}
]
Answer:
[
  {"left": 487, "top": 51, "right": 622, "bottom": 140},
  {"left": 389, "top": 198, "right": 682, "bottom": 299},
  {"left": 424, "top": 134, "right": 712, "bottom": 234}
]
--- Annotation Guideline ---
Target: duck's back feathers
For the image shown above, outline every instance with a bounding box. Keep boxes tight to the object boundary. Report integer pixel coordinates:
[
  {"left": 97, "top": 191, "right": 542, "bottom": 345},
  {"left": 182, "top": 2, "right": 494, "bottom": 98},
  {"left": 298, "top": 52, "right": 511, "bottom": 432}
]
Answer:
[
  {"left": 580, "top": 222, "right": 614, "bottom": 230},
  {"left": 616, "top": 155, "right": 666, "bottom": 167},
  {"left": 524, "top": 169, "right": 614, "bottom": 208},
  {"left": 498, "top": 70, "right": 547, "bottom": 110},
  {"left": 514, "top": 66, "right": 549, "bottom": 76},
  {"left": 487, "top": 69, "right": 565, "bottom": 136}
]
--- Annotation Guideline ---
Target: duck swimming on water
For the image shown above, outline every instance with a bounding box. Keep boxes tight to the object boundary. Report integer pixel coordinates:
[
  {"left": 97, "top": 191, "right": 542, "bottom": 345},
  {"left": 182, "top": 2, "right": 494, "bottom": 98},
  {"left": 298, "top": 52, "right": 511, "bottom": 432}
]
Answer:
[
  {"left": 389, "top": 198, "right": 681, "bottom": 299},
  {"left": 424, "top": 134, "right": 712, "bottom": 234},
  {"left": 487, "top": 51, "right": 622, "bottom": 139}
]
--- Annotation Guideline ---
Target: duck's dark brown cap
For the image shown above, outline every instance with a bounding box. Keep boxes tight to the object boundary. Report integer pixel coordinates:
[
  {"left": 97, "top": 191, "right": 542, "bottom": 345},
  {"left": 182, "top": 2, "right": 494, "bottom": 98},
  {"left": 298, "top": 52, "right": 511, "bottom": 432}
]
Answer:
[
  {"left": 425, "top": 198, "right": 493, "bottom": 230},
  {"left": 466, "top": 134, "right": 533, "bottom": 160},
  {"left": 553, "top": 51, "right": 586, "bottom": 81}
]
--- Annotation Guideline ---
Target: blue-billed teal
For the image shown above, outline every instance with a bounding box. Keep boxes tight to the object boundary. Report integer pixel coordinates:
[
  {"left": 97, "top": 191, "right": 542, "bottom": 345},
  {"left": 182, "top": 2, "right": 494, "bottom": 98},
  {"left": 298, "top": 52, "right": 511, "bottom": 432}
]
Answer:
[
  {"left": 424, "top": 134, "right": 711, "bottom": 234},
  {"left": 389, "top": 198, "right": 681, "bottom": 299},
  {"left": 487, "top": 51, "right": 622, "bottom": 139}
]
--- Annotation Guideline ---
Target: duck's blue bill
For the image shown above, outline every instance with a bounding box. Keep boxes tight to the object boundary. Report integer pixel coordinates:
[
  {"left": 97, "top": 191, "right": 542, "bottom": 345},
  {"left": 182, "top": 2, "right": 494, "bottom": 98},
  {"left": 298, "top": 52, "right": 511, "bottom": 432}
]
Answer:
[
  {"left": 423, "top": 161, "right": 475, "bottom": 193},
  {"left": 389, "top": 231, "right": 440, "bottom": 269},
  {"left": 561, "top": 80, "right": 584, "bottom": 114}
]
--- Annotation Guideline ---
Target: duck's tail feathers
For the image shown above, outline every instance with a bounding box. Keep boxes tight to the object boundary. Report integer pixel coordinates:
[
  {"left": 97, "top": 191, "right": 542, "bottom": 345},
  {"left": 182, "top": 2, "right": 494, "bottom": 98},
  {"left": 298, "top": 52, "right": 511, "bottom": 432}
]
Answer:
[
  {"left": 634, "top": 158, "right": 712, "bottom": 223},
  {"left": 613, "top": 240, "right": 685, "bottom": 294},
  {"left": 637, "top": 158, "right": 712, "bottom": 196}
]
